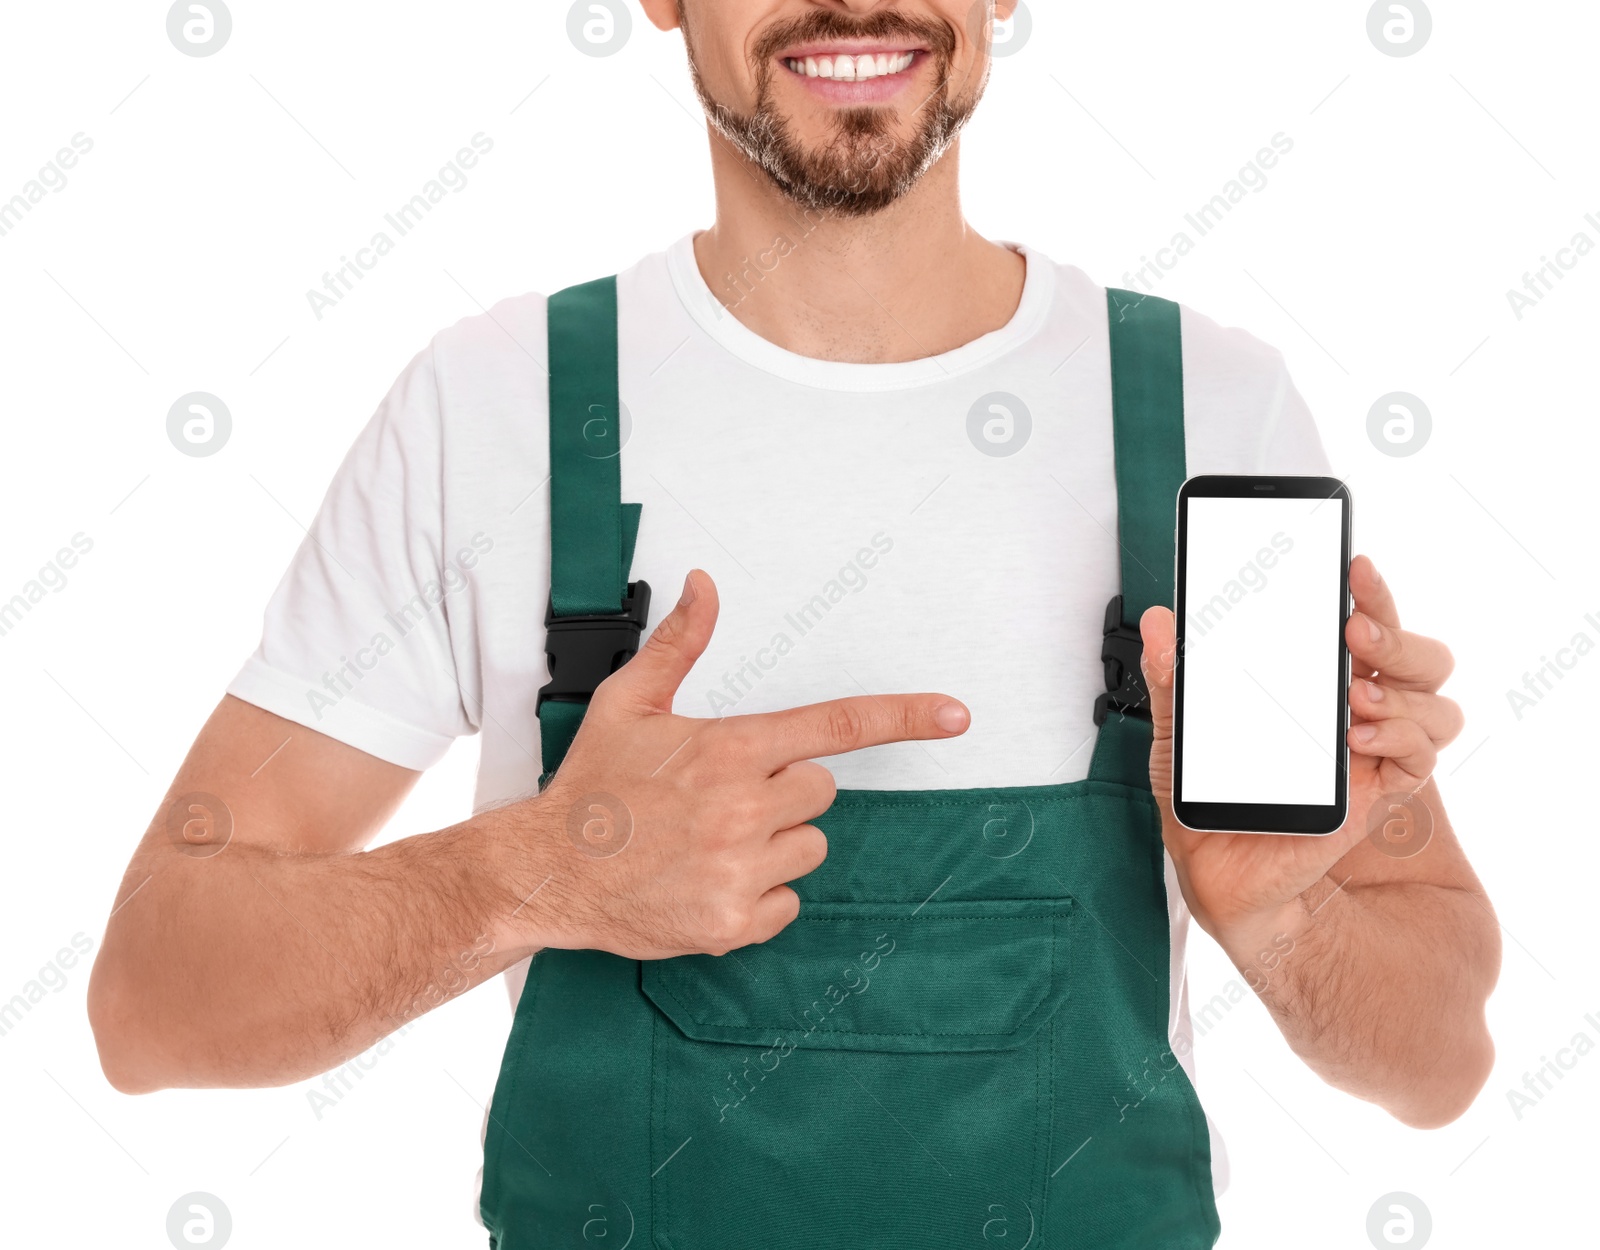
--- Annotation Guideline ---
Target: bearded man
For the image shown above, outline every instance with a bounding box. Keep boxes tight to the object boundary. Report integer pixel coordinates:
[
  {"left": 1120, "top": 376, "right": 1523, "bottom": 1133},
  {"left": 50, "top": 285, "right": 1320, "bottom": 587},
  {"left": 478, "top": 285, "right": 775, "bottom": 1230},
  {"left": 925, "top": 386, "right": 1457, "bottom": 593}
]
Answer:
[{"left": 90, "top": 5, "right": 1498, "bottom": 1247}]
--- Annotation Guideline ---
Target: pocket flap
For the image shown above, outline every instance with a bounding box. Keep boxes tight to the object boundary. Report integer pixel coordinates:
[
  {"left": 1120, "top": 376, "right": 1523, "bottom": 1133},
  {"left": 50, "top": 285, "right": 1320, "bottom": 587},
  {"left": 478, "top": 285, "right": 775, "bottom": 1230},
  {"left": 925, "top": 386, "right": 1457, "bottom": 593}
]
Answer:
[{"left": 640, "top": 897, "right": 1076, "bottom": 1054}]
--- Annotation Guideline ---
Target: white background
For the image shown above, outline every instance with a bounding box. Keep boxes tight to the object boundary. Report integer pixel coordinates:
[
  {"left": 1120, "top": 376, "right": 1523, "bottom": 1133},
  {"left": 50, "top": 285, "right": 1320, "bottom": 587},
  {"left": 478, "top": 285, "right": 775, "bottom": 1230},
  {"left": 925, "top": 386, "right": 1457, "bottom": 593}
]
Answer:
[
  {"left": 1181, "top": 496, "right": 1346, "bottom": 806},
  {"left": 1, "top": 2, "right": 1596, "bottom": 1247}
]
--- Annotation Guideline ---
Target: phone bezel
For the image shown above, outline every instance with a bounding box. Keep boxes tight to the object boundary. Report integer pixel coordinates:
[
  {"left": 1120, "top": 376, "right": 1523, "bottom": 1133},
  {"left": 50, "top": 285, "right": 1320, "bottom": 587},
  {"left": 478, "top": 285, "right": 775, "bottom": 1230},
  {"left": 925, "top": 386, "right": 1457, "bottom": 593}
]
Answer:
[{"left": 1172, "top": 474, "right": 1352, "bottom": 836}]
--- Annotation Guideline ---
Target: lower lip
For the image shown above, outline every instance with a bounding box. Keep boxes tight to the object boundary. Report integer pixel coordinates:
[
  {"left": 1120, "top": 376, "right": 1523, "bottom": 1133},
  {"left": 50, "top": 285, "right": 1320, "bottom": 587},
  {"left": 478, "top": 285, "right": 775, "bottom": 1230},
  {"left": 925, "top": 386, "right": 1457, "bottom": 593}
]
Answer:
[{"left": 777, "top": 51, "right": 928, "bottom": 104}]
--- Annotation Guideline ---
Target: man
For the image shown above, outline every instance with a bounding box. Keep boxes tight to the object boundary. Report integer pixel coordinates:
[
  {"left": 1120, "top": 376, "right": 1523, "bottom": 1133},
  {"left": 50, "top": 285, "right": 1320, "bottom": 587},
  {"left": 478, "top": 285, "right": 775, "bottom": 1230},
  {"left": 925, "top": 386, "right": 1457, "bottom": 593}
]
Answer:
[{"left": 89, "top": 2, "right": 1500, "bottom": 1246}]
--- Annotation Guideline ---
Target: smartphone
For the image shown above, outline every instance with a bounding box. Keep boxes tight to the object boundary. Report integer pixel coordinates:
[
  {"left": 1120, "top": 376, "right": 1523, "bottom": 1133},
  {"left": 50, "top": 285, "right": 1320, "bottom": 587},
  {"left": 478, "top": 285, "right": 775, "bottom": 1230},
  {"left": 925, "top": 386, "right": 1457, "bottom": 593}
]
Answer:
[{"left": 1172, "top": 475, "right": 1352, "bottom": 834}]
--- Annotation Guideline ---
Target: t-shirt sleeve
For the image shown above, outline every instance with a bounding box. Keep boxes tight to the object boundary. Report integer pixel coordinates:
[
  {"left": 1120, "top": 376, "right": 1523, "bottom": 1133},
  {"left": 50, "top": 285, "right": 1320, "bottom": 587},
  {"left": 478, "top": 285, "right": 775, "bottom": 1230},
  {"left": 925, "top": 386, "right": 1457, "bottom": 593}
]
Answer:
[
  {"left": 1179, "top": 304, "right": 1334, "bottom": 478},
  {"left": 226, "top": 338, "right": 478, "bottom": 770}
]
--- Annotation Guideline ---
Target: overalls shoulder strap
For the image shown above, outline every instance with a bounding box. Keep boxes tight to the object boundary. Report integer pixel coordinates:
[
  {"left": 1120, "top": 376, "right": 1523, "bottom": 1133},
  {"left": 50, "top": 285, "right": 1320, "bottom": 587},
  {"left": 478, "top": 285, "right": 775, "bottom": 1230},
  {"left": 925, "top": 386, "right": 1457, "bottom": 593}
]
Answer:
[
  {"left": 537, "top": 275, "right": 649, "bottom": 786},
  {"left": 1087, "top": 288, "right": 1188, "bottom": 789}
]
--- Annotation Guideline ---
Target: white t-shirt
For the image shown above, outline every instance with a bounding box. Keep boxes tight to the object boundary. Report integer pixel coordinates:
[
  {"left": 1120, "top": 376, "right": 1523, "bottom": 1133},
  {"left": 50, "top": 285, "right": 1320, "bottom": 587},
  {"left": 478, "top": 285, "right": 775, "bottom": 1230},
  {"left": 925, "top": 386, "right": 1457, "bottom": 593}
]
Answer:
[{"left": 228, "top": 232, "right": 1332, "bottom": 1199}]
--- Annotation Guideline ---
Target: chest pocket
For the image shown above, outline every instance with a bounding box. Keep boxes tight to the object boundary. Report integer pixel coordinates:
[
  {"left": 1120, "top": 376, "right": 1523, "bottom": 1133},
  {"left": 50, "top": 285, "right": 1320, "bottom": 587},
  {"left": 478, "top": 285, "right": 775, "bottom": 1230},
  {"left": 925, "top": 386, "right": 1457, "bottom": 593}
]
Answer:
[{"left": 643, "top": 896, "right": 1078, "bottom": 1250}]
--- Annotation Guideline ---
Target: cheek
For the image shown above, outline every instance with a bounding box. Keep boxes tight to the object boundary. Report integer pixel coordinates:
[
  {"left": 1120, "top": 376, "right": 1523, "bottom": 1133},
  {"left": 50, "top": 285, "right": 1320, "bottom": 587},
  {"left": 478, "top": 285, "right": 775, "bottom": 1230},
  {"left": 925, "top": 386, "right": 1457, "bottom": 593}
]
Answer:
[
  {"left": 695, "top": 1, "right": 774, "bottom": 101},
  {"left": 696, "top": 47, "right": 752, "bottom": 110},
  {"left": 934, "top": 17, "right": 989, "bottom": 96},
  {"left": 953, "top": 3, "right": 995, "bottom": 49}
]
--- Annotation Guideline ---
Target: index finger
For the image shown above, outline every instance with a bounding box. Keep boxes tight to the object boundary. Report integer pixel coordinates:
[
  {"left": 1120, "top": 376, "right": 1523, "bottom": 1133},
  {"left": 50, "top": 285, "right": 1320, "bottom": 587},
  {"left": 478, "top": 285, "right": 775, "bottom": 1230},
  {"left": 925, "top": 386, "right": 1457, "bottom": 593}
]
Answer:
[
  {"left": 1349, "top": 554, "right": 1399, "bottom": 629},
  {"left": 735, "top": 693, "right": 970, "bottom": 772}
]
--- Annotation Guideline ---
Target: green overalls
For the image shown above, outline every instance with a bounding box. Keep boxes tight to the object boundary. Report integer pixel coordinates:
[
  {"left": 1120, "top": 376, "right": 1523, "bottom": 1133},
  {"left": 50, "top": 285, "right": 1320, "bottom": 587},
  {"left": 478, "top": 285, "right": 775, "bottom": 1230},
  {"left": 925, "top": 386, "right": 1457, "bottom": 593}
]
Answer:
[{"left": 480, "top": 279, "right": 1220, "bottom": 1249}]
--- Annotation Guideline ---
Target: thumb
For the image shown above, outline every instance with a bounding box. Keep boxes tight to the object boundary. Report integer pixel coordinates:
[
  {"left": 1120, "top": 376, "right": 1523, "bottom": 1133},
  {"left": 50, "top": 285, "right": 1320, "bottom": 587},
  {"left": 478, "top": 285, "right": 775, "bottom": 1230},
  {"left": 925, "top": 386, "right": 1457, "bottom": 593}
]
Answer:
[
  {"left": 605, "top": 569, "right": 719, "bottom": 715},
  {"left": 1138, "top": 605, "right": 1177, "bottom": 739}
]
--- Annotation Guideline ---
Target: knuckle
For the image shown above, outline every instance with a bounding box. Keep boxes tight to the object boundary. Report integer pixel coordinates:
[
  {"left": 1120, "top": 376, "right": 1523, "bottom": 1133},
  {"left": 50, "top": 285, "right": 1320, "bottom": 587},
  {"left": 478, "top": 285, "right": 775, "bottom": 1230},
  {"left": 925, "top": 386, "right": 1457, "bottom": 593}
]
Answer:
[
  {"left": 724, "top": 791, "right": 765, "bottom": 833},
  {"left": 676, "top": 735, "right": 720, "bottom": 787},
  {"left": 784, "top": 761, "right": 837, "bottom": 815},
  {"left": 771, "top": 887, "right": 801, "bottom": 930},
  {"left": 1404, "top": 718, "right": 1434, "bottom": 752},
  {"left": 810, "top": 765, "right": 838, "bottom": 812},
  {"left": 646, "top": 607, "right": 689, "bottom": 654},
  {"left": 720, "top": 719, "right": 762, "bottom": 764},
  {"left": 825, "top": 701, "right": 869, "bottom": 749},
  {"left": 898, "top": 699, "right": 923, "bottom": 742},
  {"left": 707, "top": 902, "right": 750, "bottom": 952},
  {"left": 685, "top": 721, "right": 746, "bottom": 783}
]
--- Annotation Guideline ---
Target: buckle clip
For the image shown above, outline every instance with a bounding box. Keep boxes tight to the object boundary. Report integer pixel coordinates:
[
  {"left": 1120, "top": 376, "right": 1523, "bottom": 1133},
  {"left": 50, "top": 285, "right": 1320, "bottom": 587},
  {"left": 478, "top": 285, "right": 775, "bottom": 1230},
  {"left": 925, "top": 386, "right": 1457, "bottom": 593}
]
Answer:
[
  {"left": 536, "top": 580, "right": 653, "bottom": 716},
  {"left": 1093, "top": 593, "right": 1152, "bottom": 726}
]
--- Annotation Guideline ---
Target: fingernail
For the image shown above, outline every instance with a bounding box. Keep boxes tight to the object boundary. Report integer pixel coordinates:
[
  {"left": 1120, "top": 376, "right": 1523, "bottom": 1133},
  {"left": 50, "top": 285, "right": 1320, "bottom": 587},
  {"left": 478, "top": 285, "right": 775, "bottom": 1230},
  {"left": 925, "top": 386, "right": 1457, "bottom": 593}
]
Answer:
[
  {"left": 1354, "top": 722, "right": 1378, "bottom": 742},
  {"left": 1365, "top": 614, "right": 1381, "bottom": 643},
  {"left": 679, "top": 571, "right": 697, "bottom": 606},
  {"left": 935, "top": 702, "right": 969, "bottom": 733},
  {"left": 1364, "top": 680, "right": 1385, "bottom": 702}
]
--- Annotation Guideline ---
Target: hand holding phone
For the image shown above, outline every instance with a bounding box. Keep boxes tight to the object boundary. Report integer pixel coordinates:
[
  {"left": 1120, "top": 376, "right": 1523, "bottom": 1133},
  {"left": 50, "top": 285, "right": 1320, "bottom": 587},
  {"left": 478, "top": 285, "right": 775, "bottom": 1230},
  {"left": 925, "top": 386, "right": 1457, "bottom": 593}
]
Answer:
[{"left": 1139, "top": 497, "right": 1464, "bottom": 956}]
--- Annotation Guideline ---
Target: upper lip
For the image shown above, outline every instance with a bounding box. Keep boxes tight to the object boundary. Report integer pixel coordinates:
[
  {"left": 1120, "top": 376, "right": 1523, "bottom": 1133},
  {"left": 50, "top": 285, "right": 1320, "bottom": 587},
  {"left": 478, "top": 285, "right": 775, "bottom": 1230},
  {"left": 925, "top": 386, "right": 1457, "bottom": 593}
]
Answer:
[{"left": 776, "top": 41, "right": 926, "bottom": 60}]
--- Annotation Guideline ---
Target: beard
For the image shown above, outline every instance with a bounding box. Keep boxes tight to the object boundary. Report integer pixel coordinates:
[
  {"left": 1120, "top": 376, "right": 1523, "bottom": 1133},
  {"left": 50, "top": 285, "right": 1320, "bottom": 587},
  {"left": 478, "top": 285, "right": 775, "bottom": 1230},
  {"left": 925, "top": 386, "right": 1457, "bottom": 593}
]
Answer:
[{"left": 680, "top": 7, "right": 984, "bottom": 218}]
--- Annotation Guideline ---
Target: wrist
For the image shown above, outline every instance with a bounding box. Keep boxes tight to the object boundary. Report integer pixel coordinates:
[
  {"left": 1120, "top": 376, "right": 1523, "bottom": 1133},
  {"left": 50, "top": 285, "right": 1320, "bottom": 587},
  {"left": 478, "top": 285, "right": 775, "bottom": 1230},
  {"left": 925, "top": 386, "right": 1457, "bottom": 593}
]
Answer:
[
  {"left": 474, "top": 792, "right": 574, "bottom": 961},
  {"left": 1210, "top": 895, "right": 1317, "bottom": 997}
]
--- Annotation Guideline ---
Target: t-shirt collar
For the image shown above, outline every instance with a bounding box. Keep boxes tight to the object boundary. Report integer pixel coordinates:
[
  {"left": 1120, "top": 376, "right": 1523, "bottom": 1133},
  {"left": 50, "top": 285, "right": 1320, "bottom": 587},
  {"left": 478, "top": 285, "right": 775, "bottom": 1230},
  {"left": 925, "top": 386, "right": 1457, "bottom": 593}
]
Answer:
[{"left": 664, "top": 229, "right": 1055, "bottom": 392}]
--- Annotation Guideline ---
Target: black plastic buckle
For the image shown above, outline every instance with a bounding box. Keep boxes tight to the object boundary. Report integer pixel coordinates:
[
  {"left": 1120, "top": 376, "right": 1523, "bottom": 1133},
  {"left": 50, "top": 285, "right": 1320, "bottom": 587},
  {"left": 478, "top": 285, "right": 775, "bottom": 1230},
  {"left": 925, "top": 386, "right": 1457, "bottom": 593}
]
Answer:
[
  {"left": 536, "top": 580, "right": 653, "bottom": 716},
  {"left": 1093, "top": 593, "right": 1152, "bottom": 726}
]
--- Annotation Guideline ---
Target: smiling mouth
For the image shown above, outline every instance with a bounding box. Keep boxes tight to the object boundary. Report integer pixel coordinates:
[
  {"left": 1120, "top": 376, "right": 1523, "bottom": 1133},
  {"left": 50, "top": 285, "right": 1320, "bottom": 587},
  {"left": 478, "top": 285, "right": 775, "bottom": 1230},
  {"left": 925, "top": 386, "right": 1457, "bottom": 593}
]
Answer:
[{"left": 780, "top": 50, "right": 922, "bottom": 81}]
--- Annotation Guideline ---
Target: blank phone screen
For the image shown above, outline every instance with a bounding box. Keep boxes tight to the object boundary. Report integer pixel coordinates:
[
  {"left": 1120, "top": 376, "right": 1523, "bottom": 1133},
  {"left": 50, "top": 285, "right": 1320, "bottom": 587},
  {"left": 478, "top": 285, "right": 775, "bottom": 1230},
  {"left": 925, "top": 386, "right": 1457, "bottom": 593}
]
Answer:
[{"left": 1179, "top": 496, "right": 1345, "bottom": 806}]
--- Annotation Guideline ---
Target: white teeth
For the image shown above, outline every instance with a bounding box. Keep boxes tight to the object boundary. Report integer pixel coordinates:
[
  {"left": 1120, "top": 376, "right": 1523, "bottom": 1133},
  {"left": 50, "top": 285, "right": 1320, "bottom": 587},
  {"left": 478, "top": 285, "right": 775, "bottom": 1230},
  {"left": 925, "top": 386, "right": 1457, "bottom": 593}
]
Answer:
[{"left": 785, "top": 52, "right": 917, "bottom": 80}]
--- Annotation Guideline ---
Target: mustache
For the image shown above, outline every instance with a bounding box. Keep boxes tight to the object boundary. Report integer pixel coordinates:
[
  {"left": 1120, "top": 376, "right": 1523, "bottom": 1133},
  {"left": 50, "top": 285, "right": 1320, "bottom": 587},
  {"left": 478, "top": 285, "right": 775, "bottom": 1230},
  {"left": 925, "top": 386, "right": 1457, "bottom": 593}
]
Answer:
[{"left": 751, "top": 9, "right": 959, "bottom": 67}]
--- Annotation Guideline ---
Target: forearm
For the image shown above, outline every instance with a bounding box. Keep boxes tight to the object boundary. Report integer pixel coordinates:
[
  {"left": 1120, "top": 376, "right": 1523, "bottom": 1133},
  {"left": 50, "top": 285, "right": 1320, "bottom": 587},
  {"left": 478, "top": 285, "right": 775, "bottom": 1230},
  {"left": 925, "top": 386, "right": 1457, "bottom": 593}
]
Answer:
[
  {"left": 89, "top": 809, "right": 532, "bottom": 1093},
  {"left": 1219, "top": 874, "right": 1501, "bottom": 1127}
]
